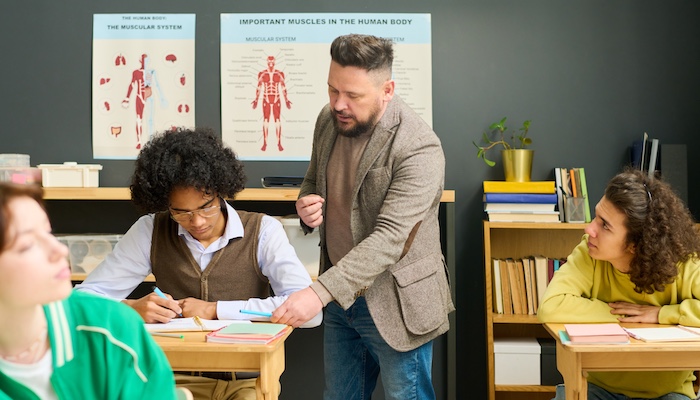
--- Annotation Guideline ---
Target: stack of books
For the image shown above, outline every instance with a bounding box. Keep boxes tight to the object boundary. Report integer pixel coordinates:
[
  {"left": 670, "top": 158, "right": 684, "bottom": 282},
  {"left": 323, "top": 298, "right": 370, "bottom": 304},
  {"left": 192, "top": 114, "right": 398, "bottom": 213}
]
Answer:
[
  {"left": 483, "top": 181, "right": 559, "bottom": 223},
  {"left": 562, "top": 323, "right": 629, "bottom": 344},
  {"left": 491, "top": 256, "right": 567, "bottom": 315}
]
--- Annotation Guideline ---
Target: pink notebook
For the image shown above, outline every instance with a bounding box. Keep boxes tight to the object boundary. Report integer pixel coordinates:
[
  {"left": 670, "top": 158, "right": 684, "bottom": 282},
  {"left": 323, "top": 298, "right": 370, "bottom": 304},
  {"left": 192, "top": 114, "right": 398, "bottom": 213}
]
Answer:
[{"left": 564, "top": 323, "right": 629, "bottom": 344}]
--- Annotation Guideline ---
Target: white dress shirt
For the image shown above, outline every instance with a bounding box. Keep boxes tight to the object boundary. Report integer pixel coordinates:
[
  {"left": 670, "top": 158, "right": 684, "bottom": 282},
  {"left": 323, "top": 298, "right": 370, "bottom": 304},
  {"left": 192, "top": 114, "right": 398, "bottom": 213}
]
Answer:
[{"left": 75, "top": 202, "right": 322, "bottom": 327}]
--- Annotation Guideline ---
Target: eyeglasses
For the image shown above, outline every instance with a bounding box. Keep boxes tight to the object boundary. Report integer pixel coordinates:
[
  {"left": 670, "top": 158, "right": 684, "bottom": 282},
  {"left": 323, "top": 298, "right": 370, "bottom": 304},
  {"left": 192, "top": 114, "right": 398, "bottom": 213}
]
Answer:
[{"left": 169, "top": 203, "right": 221, "bottom": 222}]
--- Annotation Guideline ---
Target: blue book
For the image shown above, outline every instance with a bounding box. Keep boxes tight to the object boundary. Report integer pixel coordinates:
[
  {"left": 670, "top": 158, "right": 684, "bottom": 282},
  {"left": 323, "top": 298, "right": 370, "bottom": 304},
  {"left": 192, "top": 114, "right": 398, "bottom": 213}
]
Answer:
[{"left": 483, "top": 193, "right": 558, "bottom": 204}]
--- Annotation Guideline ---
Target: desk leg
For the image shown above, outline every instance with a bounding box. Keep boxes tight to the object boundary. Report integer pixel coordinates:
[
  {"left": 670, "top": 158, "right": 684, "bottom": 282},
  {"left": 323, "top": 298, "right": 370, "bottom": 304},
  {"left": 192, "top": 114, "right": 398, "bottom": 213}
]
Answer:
[
  {"left": 257, "top": 347, "right": 285, "bottom": 400},
  {"left": 556, "top": 342, "right": 587, "bottom": 400}
]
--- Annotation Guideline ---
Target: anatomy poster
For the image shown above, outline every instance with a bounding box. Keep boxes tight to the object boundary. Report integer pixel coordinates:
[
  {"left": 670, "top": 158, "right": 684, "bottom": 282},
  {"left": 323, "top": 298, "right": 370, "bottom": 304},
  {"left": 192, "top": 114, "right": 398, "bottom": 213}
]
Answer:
[
  {"left": 221, "top": 13, "right": 432, "bottom": 161},
  {"left": 92, "top": 14, "right": 195, "bottom": 159}
]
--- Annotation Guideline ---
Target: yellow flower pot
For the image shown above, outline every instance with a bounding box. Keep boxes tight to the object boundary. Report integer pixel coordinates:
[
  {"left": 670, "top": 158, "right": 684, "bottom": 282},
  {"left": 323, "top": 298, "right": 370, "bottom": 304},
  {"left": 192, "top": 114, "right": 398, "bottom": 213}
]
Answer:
[{"left": 502, "top": 149, "right": 534, "bottom": 182}]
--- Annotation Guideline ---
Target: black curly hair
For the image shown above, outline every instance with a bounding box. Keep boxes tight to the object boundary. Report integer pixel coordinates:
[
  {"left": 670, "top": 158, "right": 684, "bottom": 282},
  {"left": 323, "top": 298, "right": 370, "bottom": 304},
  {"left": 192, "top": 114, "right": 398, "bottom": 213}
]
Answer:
[
  {"left": 130, "top": 127, "right": 247, "bottom": 213},
  {"left": 605, "top": 168, "right": 700, "bottom": 293}
]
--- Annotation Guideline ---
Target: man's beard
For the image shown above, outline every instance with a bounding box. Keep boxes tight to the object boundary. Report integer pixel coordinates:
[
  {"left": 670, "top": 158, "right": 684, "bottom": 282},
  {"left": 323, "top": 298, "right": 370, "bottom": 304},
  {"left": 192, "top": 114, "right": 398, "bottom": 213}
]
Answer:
[{"left": 332, "top": 106, "right": 381, "bottom": 138}]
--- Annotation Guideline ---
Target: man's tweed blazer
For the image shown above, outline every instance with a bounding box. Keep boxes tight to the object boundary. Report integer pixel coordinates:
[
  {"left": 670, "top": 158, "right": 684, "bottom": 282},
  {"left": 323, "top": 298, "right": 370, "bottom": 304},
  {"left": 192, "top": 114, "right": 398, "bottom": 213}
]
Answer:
[{"left": 300, "top": 95, "right": 455, "bottom": 351}]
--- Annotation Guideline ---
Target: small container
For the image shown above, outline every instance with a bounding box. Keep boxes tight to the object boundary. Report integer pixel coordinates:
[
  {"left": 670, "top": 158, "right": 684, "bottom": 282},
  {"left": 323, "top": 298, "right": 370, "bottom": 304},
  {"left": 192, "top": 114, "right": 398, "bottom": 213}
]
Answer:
[
  {"left": 565, "top": 196, "right": 586, "bottom": 223},
  {"left": 38, "top": 162, "right": 103, "bottom": 187},
  {"left": 0, "top": 154, "right": 30, "bottom": 167},
  {"left": 494, "top": 337, "right": 541, "bottom": 385},
  {"left": 56, "top": 234, "right": 123, "bottom": 274}
]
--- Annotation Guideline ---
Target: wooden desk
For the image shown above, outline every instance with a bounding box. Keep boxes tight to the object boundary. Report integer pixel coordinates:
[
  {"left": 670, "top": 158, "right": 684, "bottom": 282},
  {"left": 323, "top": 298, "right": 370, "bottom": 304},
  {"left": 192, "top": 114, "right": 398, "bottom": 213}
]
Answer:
[
  {"left": 152, "top": 327, "right": 293, "bottom": 400},
  {"left": 544, "top": 323, "right": 700, "bottom": 400}
]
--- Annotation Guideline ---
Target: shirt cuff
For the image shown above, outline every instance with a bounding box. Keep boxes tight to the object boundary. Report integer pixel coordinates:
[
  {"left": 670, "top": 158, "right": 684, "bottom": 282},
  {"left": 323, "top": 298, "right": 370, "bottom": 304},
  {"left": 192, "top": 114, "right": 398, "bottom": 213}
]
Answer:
[{"left": 310, "top": 281, "right": 334, "bottom": 306}]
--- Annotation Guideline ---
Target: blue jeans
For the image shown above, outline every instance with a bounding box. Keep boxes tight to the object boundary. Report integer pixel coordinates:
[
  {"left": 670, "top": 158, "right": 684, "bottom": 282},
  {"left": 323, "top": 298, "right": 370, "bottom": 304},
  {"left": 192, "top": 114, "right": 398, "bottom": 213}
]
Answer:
[
  {"left": 323, "top": 297, "right": 435, "bottom": 400},
  {"left": 553, "top": 383, "right": 692, "bottom": 400}
]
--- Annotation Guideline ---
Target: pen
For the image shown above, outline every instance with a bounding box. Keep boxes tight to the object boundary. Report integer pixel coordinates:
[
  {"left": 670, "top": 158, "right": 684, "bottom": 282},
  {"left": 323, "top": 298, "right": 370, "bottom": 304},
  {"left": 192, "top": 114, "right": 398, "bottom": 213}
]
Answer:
[
  {"left": 150, "top": 332, "right": 184, "bottom": 340},
  {"left": 153, "top": 286, "right": 183, "bottom": 317},
  {"left": 240, "top": 309, "right": 273, "bottom": 318}
]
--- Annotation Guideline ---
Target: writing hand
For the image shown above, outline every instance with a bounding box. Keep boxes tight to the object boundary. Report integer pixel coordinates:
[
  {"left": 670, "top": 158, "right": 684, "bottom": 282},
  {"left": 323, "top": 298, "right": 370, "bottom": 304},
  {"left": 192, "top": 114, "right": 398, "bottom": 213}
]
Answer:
[
  {"left": 179, "top": 298, "right": 217, "bottom": 320},
  {"left": 124, "top": 292, "right": 182, "bottom": 323},
  {"left": 296, "top": 195, "right": 324, "bottom": 229},
  {"left": 609, "top": 301, "right": 661, "bottom": 323},
  {"left": 271, "top": 287, "right": 323, "bottom": 328}
]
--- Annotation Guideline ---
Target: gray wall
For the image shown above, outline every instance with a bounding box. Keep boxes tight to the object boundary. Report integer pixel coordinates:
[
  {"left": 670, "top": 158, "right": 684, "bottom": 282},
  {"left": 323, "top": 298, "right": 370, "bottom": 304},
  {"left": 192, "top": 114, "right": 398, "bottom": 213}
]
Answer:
[{"left": 2, "top": 1, "right": 700, "bottom": 399}]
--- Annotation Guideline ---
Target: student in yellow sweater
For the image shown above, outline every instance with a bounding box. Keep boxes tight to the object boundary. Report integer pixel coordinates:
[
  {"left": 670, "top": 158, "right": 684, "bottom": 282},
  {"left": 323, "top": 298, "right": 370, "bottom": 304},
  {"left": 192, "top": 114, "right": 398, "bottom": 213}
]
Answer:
[{"left": 538, "top": 168, "right": 700, "bottom": 400}]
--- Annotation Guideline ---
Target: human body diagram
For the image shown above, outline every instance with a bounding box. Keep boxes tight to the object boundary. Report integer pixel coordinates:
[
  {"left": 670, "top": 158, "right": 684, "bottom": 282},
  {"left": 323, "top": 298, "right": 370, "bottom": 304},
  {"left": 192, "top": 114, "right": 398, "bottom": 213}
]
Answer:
[
  {"left": 122, "top": 54, "right": 168, "bottom": 149},
  {"left": 251, "top": 56, "right": 292, "bottom": 151}
]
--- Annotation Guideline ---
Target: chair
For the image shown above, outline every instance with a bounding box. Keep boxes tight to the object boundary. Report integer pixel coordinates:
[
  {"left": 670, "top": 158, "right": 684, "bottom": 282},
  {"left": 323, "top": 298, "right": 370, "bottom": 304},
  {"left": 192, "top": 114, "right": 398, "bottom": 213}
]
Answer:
[{"left": 175, "top": 387, "right": 194, "bottom": 400}]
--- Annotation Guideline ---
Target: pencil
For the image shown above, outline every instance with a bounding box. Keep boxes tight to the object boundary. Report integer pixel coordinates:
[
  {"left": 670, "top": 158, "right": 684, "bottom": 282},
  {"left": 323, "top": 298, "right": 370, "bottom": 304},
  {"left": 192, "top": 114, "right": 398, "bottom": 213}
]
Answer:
[{"left": 150, "top": 332, "right": 184, "bottom": 339}]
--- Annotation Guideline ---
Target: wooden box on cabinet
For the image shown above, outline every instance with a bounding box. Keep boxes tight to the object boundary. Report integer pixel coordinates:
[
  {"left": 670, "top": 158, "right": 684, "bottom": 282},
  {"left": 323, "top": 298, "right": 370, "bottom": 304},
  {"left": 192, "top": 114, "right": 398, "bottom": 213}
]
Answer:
[{"left": 483, "top": 221, "right": 586, "bottom": 400}]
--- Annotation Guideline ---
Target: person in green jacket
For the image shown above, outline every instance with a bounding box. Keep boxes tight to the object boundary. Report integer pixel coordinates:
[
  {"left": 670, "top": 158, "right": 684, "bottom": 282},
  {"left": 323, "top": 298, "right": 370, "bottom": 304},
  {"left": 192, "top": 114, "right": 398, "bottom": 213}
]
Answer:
[
  {"left": 0, "top": 182, "right": 176, "bottom": 400},
  {"left": 538, "top": 168, "right": 700, "bottom": 400}
]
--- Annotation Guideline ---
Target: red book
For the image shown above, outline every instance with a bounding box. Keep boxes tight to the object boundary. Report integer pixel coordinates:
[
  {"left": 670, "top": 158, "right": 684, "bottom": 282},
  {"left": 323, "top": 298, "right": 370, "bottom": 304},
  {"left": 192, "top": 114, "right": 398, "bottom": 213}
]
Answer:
[{"left": 547, "top": 258, "right": 555, "bottom": 282}]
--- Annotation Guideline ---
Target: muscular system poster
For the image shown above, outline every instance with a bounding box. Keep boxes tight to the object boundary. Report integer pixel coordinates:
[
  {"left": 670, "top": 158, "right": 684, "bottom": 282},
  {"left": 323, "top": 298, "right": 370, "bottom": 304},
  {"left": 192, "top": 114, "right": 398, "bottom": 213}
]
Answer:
[
  {"left": 221, "top": 13, "right": 432, "bottom": 161},
  {"left": 92, "top": 14, "right": 195, "bottom": 159}
]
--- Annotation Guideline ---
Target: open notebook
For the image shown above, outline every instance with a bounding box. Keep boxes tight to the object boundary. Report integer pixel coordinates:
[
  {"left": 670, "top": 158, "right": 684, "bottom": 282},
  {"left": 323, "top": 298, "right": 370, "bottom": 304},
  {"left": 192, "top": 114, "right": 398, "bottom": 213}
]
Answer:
[
  {"left": 144, "top": 317, "right": 247, "bottom": 332},
  {"left": 624, "top": 326, "right": 700, "bottom": 342}
]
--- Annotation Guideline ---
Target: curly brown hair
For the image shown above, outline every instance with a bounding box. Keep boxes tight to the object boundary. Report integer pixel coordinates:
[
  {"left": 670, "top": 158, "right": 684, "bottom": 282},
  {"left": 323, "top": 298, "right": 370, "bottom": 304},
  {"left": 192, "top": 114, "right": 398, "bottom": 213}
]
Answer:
[
  {"left": 604, "top": 168, "right": 700, "bottom": 293},
  {"left": 130, "top": 127, "right": 246, "bottom": 213}
]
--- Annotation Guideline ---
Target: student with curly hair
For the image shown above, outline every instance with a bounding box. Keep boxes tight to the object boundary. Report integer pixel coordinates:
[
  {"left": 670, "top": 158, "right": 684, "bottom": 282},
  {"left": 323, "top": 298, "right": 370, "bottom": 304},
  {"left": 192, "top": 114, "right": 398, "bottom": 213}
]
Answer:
[
  {"left": 538, "top": 168, "right": 700, "bottom": 400},
  {"left": 75, "top": 127, "right": 321, "bottom": 400},
  {"left": 0, "top": 182, "right": 176, "bottom": 399}
]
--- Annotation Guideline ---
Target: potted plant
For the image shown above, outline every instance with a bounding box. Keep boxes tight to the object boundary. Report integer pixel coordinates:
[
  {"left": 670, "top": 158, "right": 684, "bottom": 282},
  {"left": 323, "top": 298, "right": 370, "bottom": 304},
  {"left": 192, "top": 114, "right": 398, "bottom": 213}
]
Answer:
[{"left": 473, "top": 117, "right": 533, "bottom": 182}]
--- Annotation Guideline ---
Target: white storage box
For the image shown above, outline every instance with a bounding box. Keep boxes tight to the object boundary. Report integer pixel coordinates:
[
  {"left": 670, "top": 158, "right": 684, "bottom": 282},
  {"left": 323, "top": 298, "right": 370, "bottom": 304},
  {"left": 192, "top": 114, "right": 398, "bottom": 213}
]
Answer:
[
  {"left": 57, "top": 234, "right": 123, "bottom": 274},
  {"left": 279, "top": 215, "right": 320, "bottom": 278},
  {"left": 494, "top": 337, "right": 541, "bottom": 385},
  {"left": 38, "top": 162, "right": 103, "bottom": 187}
]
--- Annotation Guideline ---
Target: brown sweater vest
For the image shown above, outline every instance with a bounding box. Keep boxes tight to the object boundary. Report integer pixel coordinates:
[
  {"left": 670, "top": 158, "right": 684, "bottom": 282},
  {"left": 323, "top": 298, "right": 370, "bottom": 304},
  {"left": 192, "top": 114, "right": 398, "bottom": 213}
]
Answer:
[{"left": 150, "top": 210, "right": 270, "bottom": 301}]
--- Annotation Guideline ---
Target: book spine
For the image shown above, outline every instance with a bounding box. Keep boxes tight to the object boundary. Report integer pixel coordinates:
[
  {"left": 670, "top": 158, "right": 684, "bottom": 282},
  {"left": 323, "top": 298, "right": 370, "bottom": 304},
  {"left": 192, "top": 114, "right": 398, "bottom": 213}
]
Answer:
[
  {"left": 569, "top": 169, "right": 578, "bottom": 197},
  {"left": 648, "top": 138, "right": 659, "bottom": 178},
  {"left": 484, "top": 193, "right": 558, "bottom": 203},
  {"left": 578, "top": 168, "right": 592, "bottom": 222},
  {"left": 554, "top": 167, "right": 565, "bottom": 222},
  {"left": 483, "top": 181, "right": 555, "bottom": 194}
]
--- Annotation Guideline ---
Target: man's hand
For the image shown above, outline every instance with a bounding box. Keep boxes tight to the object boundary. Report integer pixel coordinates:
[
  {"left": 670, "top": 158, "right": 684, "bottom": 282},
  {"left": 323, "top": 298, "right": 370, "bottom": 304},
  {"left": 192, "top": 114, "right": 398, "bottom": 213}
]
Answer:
[
  {"left": 123, "top": 293, "right": 182, "bottom": 323},
  {"left": 296, "top": 195, "right": 324, "bottom": 229},
  {"left": 609, "top": 301, "right": 661, "bottom": 323},
  {"left": 252, "top": 99, "right": 258, "bottom": 109},
  {"left": 272, "top": 287, "right": 323, "bottom": 328},
  {"left": 179, "top": 298, "right": 217, "bottom": 319}
]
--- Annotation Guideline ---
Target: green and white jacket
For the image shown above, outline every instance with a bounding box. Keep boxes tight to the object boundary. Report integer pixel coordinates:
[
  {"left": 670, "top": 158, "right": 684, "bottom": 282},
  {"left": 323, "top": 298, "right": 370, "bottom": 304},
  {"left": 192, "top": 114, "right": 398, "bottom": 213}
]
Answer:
[{"left": 0, "top": 291, "right": 176, "bottom": 400}]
